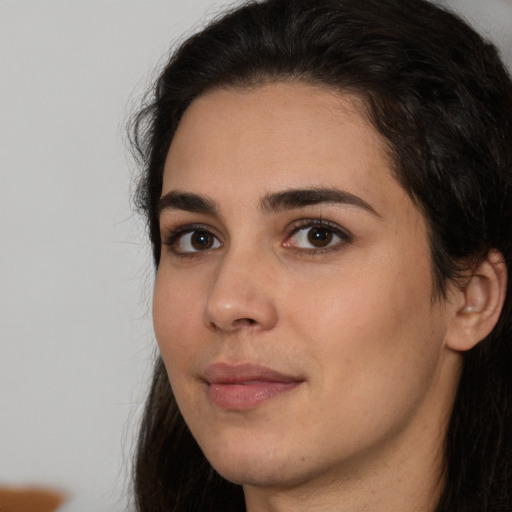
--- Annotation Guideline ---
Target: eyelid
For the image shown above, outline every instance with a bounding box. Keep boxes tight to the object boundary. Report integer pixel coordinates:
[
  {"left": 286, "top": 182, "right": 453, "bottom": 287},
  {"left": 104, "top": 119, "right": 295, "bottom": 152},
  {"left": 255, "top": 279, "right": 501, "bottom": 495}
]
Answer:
[
  {"left": 284, "top": 218, "right": 353, "bottom": 252},
  {"left": 160, "top": 217, "right": 352, "bottom": 258},
  {"left": 287, "top": 218, "right": 352, "bottom": 238},
  {"left": 161, "top": 223, "right": 223, "bottom": 256}
]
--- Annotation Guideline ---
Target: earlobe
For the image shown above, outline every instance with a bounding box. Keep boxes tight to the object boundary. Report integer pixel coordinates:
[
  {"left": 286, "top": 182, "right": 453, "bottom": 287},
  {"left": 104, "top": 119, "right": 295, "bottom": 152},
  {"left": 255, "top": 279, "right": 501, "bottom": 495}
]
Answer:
[{"left": 447, "top": 250, "right": 507, "bottom": 352}]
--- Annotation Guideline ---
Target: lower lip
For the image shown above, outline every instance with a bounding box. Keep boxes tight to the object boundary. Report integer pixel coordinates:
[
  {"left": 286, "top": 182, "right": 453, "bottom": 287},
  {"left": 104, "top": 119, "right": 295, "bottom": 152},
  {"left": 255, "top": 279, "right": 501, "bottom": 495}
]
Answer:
[{"left": 207, "top": 380, "right": 300, "bottom": 410}]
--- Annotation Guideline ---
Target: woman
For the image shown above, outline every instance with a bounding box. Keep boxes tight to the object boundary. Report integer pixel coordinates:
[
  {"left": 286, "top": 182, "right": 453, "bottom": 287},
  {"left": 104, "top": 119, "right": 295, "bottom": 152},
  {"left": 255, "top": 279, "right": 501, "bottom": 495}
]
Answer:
[{"left": 130, "top": 0, "right": 512, "bottom": 510}]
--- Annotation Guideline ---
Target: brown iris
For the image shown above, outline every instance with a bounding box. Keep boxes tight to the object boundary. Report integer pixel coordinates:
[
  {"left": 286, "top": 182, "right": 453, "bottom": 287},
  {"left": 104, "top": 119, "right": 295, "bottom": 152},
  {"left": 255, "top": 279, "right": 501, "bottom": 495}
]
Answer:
[
  {"left": 191, "top": 231, "right": 215, "bottom": 250},
  {"left": 307, "top": 227, "right": 333, "bottom": 247}
]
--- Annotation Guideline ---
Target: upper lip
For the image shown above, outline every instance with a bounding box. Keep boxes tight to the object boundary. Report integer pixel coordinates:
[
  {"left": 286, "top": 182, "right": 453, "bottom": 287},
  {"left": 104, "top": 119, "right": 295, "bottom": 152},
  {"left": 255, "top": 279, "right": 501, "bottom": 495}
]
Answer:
[{"left": 202, "top": 362, "right": 302, "bottom": 384}]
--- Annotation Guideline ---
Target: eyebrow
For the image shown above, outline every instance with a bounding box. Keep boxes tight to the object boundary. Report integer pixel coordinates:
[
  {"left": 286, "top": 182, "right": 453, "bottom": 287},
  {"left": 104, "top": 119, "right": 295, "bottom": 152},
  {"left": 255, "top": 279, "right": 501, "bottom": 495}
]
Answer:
[
  {"left": 260, "top": 187, "right": 381, "bottom": 217},
  {"left": 158, "top": 191, "right": 218, "bottom": 216},
  {"left": 158, "top": 187, "right": 380, "bottom": 218}
]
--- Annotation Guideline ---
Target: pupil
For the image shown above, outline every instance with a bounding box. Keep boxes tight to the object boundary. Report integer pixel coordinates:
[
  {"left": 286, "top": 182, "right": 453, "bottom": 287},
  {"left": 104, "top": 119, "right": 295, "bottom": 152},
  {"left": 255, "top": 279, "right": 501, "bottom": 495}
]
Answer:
[
  {"left": 308, "top": 227, "right": 332, "bottom": 247},
  {"left": 191, "top": 231, "right": 213, "bottom": 250}
]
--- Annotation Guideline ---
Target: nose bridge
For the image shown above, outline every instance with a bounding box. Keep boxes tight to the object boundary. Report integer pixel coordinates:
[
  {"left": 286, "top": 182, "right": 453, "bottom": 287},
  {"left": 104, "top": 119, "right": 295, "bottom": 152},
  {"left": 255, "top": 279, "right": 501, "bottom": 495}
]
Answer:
[{"left": 203, "top": 243, "right": 278, "bottom": 332}]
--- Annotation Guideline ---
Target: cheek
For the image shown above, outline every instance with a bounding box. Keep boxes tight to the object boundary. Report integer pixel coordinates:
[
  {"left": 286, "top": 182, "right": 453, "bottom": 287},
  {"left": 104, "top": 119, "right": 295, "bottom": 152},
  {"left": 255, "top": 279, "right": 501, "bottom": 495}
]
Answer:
[
  {"left": 152, "top": 267, "right": 203, "bottom": 372},
  {"left": 293, "top": 254, "right": 431, "bottom": 338},
  {"left": 289, "top": 246, "right": 441, "bottom": 392},
  {"left": 152, "top": 268, "right": 212, "bottom": 425}
]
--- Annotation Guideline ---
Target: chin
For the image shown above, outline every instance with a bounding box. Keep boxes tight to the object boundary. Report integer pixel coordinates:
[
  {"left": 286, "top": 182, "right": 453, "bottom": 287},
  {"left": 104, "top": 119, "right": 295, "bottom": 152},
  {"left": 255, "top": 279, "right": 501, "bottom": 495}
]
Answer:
[
  {"left": 214, "top": 458, "right": 307, "bottom": 488},
  {"left": 200, "top": 437, "right": 319, "bottom": 488}
]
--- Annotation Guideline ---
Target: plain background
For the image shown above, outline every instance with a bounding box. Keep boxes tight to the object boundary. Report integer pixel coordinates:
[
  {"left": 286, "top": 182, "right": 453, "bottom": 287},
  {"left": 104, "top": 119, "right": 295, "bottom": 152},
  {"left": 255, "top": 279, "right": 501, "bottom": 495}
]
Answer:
[{"left": 0, "top": 1, "right": 510, "bottom": 510}]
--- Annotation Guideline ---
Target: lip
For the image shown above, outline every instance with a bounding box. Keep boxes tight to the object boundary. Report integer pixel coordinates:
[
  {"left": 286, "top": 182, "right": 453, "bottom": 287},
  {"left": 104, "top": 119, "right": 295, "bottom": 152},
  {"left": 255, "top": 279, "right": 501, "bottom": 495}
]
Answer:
[{"left": 202, "top": 363, "right": 303, "bottom": 410}]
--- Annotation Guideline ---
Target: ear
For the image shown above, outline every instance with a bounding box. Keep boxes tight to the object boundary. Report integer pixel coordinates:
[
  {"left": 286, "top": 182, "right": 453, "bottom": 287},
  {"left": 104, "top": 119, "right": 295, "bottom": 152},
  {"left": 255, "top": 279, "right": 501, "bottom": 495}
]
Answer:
[{"left": 446, "top": 250, "right": 507, "bottom": 352}]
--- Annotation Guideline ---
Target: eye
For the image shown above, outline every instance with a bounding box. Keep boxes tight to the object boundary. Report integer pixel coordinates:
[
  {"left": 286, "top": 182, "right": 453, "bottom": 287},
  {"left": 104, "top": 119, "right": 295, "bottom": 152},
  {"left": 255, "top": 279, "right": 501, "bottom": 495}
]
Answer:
[
  {"left": 285, "top": 221, "right": 350, "bottom": 252},
  {"left": 165, "top": 227, "right": 222, "bottom": 255}
]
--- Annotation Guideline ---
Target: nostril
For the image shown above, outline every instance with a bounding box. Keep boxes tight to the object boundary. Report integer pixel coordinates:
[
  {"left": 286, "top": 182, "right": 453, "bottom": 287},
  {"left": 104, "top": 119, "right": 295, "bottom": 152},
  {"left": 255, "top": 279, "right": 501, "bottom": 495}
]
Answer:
[
  {"left": 208, "top": 318, "right": 258, "bottom": 331},
  {"left": 236, "top": 318, "right": 257, "bottom": 326}
]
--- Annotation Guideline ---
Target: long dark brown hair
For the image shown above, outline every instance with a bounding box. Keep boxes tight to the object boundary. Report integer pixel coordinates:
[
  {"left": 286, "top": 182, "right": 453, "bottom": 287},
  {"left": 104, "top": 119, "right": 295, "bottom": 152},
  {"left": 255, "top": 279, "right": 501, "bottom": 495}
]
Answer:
[{"left": 130, "top": 0, "right": 512, "bottom": 510}]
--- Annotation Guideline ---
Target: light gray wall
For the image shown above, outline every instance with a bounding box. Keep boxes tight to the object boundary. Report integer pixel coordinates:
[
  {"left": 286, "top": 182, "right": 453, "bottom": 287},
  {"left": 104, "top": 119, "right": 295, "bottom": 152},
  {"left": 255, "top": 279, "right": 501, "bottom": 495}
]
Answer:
[{"left": 0, "top": 1, "right": 510, "bottom": 510}]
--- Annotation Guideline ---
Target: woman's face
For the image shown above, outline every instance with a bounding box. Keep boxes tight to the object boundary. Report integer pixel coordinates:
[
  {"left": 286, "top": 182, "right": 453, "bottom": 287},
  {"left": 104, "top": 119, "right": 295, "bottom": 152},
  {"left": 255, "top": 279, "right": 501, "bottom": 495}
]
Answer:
[{"left": 153, "top": 83, "right": 461, "bottom": 492}]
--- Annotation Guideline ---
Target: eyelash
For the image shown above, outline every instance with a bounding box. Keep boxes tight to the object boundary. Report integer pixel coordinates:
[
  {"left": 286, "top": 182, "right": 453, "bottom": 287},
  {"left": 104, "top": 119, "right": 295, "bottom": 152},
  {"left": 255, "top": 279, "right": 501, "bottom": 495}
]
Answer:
[
  {"left": 285, "top": 218, "right": 352, "bottom": 255},
  {"left": 162, "top": 223, "right": 221, "bottom": 259},
  {"left": 162, "top": 219, "right": 352, "bottom": 258}
]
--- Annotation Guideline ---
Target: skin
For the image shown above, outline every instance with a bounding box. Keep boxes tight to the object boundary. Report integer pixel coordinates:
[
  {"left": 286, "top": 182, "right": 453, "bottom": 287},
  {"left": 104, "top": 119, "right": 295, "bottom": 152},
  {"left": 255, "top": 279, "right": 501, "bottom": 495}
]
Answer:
[{"left": 153, "top": 82, "right": 467, "bottom": 511}]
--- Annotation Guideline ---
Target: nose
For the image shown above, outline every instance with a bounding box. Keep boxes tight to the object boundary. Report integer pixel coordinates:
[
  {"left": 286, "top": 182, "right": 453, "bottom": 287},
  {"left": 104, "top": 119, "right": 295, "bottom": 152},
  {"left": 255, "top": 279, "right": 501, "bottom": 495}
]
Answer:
[{"left": 203, "top": 251, "right": 279, "bottom": 333}]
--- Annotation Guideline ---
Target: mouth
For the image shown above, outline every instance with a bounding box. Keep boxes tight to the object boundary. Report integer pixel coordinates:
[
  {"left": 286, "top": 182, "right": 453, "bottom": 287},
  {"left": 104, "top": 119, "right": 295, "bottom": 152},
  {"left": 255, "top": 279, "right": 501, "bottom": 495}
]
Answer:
[{"left": 202, "top": 362, "right": 304, "bottom": 410}]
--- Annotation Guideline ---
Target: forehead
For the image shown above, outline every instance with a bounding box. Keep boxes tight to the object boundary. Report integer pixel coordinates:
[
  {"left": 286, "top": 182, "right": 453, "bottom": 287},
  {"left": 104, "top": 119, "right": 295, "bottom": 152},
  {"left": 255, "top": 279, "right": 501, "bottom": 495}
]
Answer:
[{"left": 162, "top": 82, "right": 406, "bottom": 217}]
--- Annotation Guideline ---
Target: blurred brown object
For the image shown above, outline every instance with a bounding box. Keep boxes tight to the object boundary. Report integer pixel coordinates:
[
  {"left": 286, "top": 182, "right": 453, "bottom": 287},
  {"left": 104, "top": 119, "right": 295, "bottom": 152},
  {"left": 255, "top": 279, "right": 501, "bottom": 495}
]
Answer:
[{"left": 0, "top": 485, "right": 66, "bottom": 512}]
